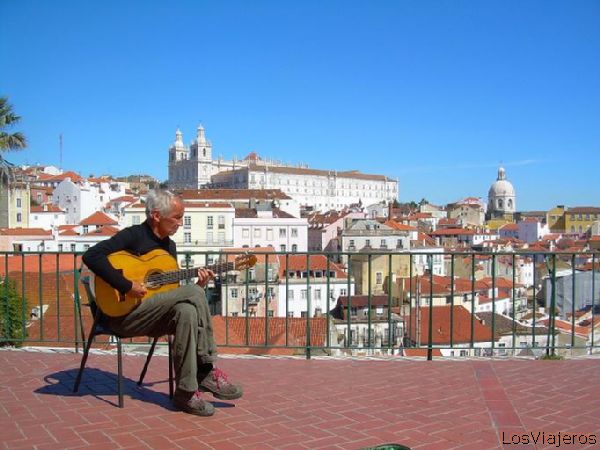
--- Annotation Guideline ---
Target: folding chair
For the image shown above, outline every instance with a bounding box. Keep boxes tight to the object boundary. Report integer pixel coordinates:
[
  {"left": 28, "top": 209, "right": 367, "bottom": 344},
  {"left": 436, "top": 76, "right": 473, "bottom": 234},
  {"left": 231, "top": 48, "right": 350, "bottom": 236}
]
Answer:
[{"left": 73, "top": 276, "right": 174, "bottom": 407}]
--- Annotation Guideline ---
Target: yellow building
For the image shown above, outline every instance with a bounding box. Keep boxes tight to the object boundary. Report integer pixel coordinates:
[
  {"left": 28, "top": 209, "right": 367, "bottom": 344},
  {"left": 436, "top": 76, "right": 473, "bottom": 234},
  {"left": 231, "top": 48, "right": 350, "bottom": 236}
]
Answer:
[
  {"left": 0, "top": 183, "right": 31, "bottom": 229},
  {"left": 564, "top": 207, "right": 600, "bottom": 235},
  {"left": 546, "top": 205, "right": 566, "bottom": 233}
]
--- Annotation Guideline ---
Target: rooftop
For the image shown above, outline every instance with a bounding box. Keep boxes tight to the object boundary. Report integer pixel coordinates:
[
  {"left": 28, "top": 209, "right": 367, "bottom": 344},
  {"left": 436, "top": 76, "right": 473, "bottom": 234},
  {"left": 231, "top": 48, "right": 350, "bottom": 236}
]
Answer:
[{"left": 1, "top": 348, "right": 599, "bottom": 449}]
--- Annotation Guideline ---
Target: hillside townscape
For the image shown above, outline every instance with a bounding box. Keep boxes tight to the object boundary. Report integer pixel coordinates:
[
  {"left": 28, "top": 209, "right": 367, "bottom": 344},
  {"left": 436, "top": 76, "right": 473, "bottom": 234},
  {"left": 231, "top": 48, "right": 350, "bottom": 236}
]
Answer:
[{"left": 2, "top": 125, "right": 599, "bottom": 358}]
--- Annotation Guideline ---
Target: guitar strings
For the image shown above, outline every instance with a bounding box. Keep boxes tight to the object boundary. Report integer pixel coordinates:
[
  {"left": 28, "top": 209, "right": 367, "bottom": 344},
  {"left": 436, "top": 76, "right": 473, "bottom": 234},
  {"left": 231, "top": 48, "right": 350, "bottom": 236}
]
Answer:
[{"left": 145, "top": 261, "right": 240, "bottom": 287}]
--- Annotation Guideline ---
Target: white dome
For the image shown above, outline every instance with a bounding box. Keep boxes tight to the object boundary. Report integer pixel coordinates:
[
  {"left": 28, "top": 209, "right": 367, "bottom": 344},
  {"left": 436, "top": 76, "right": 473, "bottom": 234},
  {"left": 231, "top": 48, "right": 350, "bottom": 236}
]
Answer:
[
  {"left": 488, "top": 179, "right": 515, "bottom": 198},
  {"left": 487, "top": 166, "right": 516, "bottom": 214}
]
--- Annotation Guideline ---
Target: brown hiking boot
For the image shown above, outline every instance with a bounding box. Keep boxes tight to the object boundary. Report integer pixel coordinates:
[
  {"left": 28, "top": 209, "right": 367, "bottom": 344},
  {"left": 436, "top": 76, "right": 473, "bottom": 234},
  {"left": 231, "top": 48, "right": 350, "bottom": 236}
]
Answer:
[
  {"left": 173, "top": 389, "right": 215, "bottom": 416},
  {"left": 199, "top": 367, "right": 243, "bottom": 400}
]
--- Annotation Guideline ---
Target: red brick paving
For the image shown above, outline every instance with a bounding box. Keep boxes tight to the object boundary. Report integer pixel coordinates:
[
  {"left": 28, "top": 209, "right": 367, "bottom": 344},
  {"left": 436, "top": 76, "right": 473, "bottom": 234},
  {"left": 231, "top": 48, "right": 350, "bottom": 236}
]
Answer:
[{"left": 1, "top": 350, "right": 599, "bottom": 449}]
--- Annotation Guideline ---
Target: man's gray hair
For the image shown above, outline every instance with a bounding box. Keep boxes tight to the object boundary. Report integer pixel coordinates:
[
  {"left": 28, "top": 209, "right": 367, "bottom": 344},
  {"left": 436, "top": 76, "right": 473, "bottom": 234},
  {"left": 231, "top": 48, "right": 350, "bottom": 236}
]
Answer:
[{"left": 145, "top": 189, "right": 179, "bottom": 218}]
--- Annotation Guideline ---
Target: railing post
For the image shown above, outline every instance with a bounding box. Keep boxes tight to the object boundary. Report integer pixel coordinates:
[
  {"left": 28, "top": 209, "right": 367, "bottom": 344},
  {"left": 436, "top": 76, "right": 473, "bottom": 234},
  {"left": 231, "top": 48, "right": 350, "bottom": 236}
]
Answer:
[
  {"left": 305, "top": 253, "right": 311, "bottom": 360},
  {"left": 427, "top": 255, "right": 434, "bottom": 361}
]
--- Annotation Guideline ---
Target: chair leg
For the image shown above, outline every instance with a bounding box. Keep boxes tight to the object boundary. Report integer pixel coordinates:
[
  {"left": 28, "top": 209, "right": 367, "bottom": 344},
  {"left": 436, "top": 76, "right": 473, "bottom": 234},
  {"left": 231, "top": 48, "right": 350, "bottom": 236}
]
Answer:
[
  {"left": 117, "top": 337, "right": 124, "bottom": 408},
  {"left": 73, "top": 322, "right": 99, "bottom": 393},
  {"left": 138, "top": 337, "right": 159, "bottom": 386},
  {"left": 168, "top": 335, "right": 174, "bottom": 399}
]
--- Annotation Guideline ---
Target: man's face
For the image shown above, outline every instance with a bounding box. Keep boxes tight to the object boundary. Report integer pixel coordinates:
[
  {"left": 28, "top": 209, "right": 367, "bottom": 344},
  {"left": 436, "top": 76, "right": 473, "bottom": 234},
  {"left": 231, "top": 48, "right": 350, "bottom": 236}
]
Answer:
[{"left": 153, "top": 199, "right": 184, "bottom": 238}]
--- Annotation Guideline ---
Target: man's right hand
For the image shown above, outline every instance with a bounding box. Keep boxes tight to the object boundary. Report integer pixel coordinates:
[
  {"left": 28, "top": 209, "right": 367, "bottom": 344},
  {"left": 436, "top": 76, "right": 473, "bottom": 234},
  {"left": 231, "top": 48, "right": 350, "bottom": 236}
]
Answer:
[{"left": 128, "top": 281, "right": 148, "bottom": 299}]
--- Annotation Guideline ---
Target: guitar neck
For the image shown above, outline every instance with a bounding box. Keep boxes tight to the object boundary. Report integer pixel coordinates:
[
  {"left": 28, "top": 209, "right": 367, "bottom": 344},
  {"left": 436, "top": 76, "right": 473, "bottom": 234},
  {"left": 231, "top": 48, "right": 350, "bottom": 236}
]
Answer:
[{"left": 166, "top": 261, "right": 235, "bottom": 285}]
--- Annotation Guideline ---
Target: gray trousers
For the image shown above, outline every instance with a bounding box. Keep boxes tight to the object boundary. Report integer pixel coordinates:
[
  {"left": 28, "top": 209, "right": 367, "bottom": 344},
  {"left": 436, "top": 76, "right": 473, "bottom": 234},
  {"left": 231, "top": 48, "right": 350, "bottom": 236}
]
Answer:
[{"left": 106, "top": 284, "right": 217, "bottom": 392}]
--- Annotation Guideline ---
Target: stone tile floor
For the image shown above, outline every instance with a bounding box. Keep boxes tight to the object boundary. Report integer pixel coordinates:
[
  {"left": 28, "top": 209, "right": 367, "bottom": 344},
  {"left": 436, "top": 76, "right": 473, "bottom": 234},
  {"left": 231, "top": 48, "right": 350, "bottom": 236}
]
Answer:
[{"left": 1, "top": 348, "right": 599, "bottom": 449}]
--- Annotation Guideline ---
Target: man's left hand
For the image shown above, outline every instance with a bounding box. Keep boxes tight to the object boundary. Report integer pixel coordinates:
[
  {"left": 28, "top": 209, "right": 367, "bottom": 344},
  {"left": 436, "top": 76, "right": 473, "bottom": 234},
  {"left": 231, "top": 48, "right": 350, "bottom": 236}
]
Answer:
[{"left": 197, "top": 268, "right": 215, "bottom": 288}]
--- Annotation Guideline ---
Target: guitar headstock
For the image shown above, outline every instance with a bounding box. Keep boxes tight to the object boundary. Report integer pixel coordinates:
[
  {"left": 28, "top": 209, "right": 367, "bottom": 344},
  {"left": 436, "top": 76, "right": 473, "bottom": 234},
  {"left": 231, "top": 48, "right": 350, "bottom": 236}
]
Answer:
[{"left": 234, "top": 253, "right": 258, "bottom": 270}]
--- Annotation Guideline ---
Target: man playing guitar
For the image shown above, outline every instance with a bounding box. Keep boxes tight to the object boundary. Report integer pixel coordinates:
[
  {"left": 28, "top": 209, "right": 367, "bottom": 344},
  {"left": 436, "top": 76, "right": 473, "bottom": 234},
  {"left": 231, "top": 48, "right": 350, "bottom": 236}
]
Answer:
[{"left": 82, "top": 189, "right": 242, "bottom": 416}]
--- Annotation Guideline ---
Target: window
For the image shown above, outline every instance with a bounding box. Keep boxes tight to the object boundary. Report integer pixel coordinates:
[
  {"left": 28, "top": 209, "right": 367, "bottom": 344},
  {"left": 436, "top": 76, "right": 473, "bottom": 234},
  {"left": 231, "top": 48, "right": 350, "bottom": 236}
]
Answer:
[
  {"left": 267, "top": 228, "right": 273, "bottom": 240},
  {"left": 16, "top": 213, "right": 22, "bottom": 223},
  {"left": 291, "top": 244, "right": 297, "bottom": 252},
  {"left": 397, "top": 239, "right": 403, "bottom": 249},
  {"left": 380, "top": 239, "right": 387, "bottom": 248},
  {"left": 301, "top": 289, "right": 307, "bottom": 299},
  {"left": 350, "top": 307, "right": 357, "bottom": 317},
  {"left": 287, "top": 312, "right": 294, "bottom": 318},
  {"left": 207, "top": 231, "right": 213, "bottom": 242},
  {"left": 291, "top": 228, "right": 298, "bottom": 237},
  {"left": 279, "top": 228, "right": 286, "bottom": 238},
  {"left": 254, "top": 228, "right": 261, "bottom": 238},
  {"left": 132, "top": 215, "right": 141, "bottom": 225},
  {"left": 218, "top": 232, "right": 225, "bottom": 243},
  {"left": 376, "top": 272, "right": 383, "bottom": 284},
  {"left": 231, "top": 312, "right": 238, "bottom": 317},
  {"left": 231, "top": 288, "right": 238, "bottom": 298},
  {"left": 16, "top": 198, "right": 21, "bottom": 208},
  {"left": 37, "top": 193, "right": 42, "bottom": 203},
  {"left": 267, "top": 310, "right": 274, "bottom": 317},
  {"left": 218, "top": 215, "right": 225, "bottom": 229},
  {"left": 184, "top": 216, "right": 191, "bottom": 228},
  {"left": 207, "top": 216, "right": 214, "bottom": 229},
  {"left": 84, "top": 244, "right": 90, "bottom": 250},
  {"left": 58, "top": 244, "right": 63, "bottom": 252},
  {"left": 314, "top": 289, "right": 321, "bottom": 300},
  {"left": 70, "top": 244, "right": 76, "bottom": 251},
  {"left": 280, "top": 244, "right": 286, "bottom": 252},
  {"left": 242, "top": 228, "right": 249, "bottom": 238},
  {"left": 184, "top": 232, "right": 191, "bottom": 243},
  {"left": 301, "top": 311, "right": 307, "bottom": 318},
  {"left": 365, "top": 239, "right": 371, "bottom": 247},
  {"left": 340, "top": 288, "right": 347, "bottom": 296},
  {"left": 288, "top": 290, "right": 294, "bottom": 300}
]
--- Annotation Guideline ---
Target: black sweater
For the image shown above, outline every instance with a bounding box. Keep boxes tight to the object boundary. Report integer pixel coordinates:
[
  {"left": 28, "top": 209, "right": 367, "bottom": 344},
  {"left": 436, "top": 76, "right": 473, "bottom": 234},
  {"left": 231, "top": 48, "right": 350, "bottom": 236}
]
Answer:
[{"left": 82, "top": 221, "right": 177, "bottom": 294}]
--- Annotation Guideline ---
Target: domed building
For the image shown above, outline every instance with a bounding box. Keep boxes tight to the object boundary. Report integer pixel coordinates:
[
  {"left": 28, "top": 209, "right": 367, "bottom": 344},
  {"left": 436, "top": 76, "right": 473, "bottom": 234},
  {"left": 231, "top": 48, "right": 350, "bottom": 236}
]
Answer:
[{"left": 486, "top": 166, "right": 516, "bottom": 221}]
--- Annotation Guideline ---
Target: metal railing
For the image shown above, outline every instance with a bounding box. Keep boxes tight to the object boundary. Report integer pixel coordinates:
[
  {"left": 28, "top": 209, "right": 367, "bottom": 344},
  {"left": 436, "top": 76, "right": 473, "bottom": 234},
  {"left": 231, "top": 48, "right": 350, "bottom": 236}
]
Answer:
[{"left": 1, "top": 250, "right": 599, "bottom": 360}]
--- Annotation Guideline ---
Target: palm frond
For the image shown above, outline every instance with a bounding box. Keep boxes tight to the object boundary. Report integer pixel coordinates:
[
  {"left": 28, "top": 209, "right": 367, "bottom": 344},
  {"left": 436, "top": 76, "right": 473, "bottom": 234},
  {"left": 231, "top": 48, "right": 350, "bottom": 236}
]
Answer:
[{"left": 0, "top": 131, "right": 27, "bottom": 151}]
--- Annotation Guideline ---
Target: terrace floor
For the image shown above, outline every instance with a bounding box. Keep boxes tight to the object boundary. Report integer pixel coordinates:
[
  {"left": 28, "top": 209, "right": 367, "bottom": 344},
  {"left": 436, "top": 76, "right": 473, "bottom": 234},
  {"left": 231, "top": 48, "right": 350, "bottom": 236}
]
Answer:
[{"left": 1, "top": 348, "right": 600, "bottom": 450}]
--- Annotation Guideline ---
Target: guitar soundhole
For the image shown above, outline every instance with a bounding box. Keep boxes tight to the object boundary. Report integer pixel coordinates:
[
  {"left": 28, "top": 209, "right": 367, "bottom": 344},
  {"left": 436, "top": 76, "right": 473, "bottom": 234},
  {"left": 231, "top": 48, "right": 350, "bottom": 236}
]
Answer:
[{"left": 145, "top": 271, "right": 163, "bottom": 289}]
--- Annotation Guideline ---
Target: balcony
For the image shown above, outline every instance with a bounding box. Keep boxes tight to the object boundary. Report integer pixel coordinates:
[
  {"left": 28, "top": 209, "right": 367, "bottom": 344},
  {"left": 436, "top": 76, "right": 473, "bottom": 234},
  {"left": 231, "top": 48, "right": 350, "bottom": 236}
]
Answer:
[{"left": 1, "top": 249, "right": 599, "bottom": 448}]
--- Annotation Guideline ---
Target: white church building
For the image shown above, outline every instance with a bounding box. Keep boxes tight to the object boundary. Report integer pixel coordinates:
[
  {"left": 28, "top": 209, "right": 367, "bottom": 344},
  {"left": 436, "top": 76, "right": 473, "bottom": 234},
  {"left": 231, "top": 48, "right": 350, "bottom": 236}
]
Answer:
[{"left": 167, "top": 125, "right": 398, "bottom": 212}]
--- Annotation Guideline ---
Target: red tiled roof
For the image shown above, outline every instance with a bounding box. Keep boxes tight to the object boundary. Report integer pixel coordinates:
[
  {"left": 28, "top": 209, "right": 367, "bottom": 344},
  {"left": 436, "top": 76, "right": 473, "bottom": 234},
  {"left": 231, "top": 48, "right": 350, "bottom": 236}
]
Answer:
[
  {"left": 235, "top": 207, "right": 295, "bottom": 219},
  {"left": 180, "top": 189, "right": 292, "bottom": 201},
  {"left": 1, "top": 254, "right": 83, "bottom": 276},
  {"left": 243, "top": 152, "right": 261, "bottom": 161},
  {"left": 44, "top": 171, "right": 84, "bottom": 183},
  {"left": 79, "top": 211, "right": 118, "bottom": 226},
  {"left": 82, "top": 225, "right": 120, "bottom": 237},
  {"left": 246, "top": 163, "right": 393, "bottom": 182},
  {"left": 0, "top": 227, "right": 52, "bottom": 236},
  {"left": 430, "top": 228, "right": 475, "bottom": 236},
  {"left": 30, "top": 204, "right": 64, "bottom": 213},
  {"left": 212, "top": 316, "right": 327, "bottom": 355},
  {"left": 384, "top": 220, "right": 417, "bottom": 231},
  {"left": 405, "top": 305, "right": 493, "bottom": 344},
  {"left": 277, "top": 254, "right": 347, "bottom": 278},
  {"left": 184, "top": 202, "right": 233, "bottom": 209},
  {"left": 403, "top": 348, "right": 443, "bottom": 357}
]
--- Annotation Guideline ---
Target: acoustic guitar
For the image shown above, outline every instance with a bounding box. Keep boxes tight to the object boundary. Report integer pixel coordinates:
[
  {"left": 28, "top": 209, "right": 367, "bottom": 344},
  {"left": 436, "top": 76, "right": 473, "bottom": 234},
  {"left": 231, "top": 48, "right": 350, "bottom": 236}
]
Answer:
[{"left": 94, "top": 249, "right": 257, "bottom": 317}]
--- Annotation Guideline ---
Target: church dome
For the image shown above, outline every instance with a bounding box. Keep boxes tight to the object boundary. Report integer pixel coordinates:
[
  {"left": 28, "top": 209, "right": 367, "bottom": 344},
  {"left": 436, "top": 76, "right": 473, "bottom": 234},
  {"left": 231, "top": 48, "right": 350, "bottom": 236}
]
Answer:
[{"left": 488, "top": 166, "right": 515, "bottom": 198}]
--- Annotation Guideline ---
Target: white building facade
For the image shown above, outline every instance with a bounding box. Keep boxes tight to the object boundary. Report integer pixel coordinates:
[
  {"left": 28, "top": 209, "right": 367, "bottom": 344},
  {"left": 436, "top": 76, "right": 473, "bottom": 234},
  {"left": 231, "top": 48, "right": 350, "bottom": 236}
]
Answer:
[
  {"left": 233, "top": 209, "right": 308, "bottom": 252},
  {"left": 167, "top": 126, "right": 398, "bottom": 212}
]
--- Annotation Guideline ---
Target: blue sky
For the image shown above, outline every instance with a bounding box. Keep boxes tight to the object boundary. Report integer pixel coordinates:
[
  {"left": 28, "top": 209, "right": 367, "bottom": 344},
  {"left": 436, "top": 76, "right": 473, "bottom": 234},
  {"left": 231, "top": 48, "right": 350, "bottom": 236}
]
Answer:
[{"left": 2, "top": 0, "right": 599, "bottom": 211}]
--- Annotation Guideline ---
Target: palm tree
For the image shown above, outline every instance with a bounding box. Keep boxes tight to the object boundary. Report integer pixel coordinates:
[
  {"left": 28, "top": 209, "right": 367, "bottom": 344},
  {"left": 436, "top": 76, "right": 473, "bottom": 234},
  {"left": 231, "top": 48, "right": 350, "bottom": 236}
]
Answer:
[{"left": 0, "top": 96, "right": 27, "bottom": 187}]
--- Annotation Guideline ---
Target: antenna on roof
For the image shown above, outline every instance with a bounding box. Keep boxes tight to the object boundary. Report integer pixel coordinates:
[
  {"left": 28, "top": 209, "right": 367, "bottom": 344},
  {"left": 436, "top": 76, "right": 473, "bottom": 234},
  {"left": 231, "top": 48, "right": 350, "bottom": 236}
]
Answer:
[{"left": 59, "top": 134, "right": 63, "bottom": 169}]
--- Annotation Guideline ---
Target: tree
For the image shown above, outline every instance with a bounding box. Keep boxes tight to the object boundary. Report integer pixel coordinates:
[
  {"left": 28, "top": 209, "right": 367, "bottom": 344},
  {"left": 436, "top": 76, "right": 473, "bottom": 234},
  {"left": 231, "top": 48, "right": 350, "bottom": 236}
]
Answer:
[
  {"left": 0, "top": 277, "right": 28, "bottom": 346},
  {"left": 0, "top": 96, "right": 27, "bottom": 187}
]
